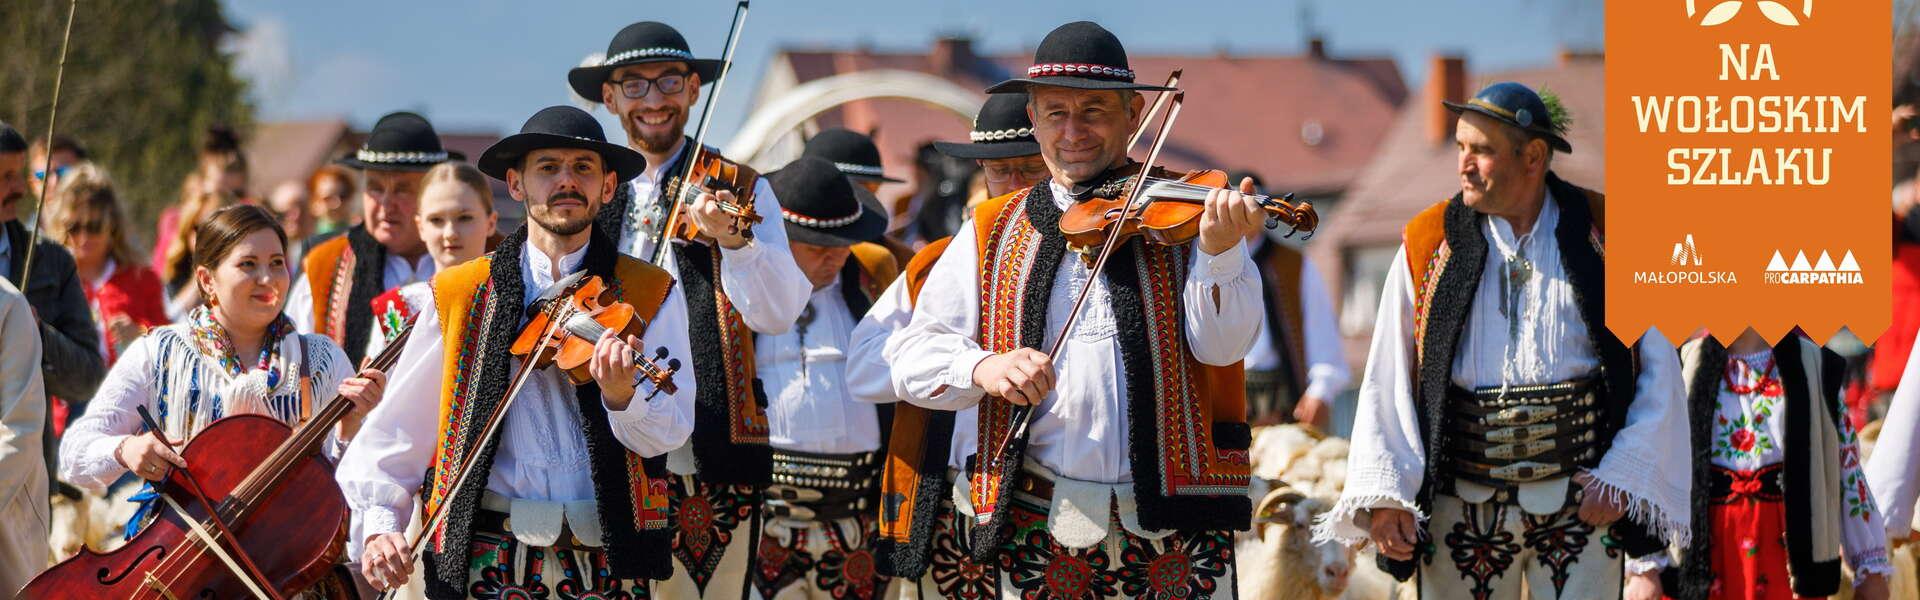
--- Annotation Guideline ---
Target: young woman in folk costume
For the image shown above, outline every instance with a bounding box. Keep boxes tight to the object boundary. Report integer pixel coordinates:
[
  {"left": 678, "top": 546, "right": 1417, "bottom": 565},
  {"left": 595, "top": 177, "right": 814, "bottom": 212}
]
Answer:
[
  {"left": 362, "top": 162, "right": 498, "bottom": 360},
  {"left": 59, "top": 205, "right": 389, "bottom": 538},
  {"left": 1651, "top": 328, "right": 1891, "bottom": 600}
]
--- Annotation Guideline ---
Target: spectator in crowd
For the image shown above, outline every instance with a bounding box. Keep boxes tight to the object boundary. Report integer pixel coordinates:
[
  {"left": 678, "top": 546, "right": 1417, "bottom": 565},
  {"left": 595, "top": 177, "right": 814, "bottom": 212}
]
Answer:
[
  {"left": 267, "top": 179, "right": 312, "bottom": 263},
  {"left": 26, "top": 135, "right": 86, "bottom": 202},
  {"left": 44, "top": 164, "right": 168, "bottom": 366},
  {"left": 156, "top": 127, "right": 247, "bottom": 316},
  {"left": 307, "top": 164, "right": 358, "bottom": 239}
]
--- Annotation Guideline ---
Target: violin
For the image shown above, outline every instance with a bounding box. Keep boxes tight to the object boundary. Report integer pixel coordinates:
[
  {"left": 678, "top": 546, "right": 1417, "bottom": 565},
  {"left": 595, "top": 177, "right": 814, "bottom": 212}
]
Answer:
[
  {"left": 656, "top": 150, "right": 763, "bottom": 254},
  {"left": 510, "top": 270, "right": 681, "bottom": 393},
  {"left": 1058, "top": 164, "right": 1319, "bottom": 252},
  {"left": 21, "top": 323, "right": 419, "bottom": 600}
]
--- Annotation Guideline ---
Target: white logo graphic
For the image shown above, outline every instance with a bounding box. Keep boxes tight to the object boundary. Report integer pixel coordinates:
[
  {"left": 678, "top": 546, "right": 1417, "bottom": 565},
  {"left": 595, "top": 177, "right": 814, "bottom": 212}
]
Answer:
[
  {"left": 1635, "top": 235, "right": 1737, "bottom": 286},
  {"left": 1671, "top": 234, "right": 1704, "bottom": 266},
  {"left": 1688, "top": 0, "right": 1811, "bottom": 27},
  {"left": 1763, "top": 249, "right": 1862, "bottom": 285}
]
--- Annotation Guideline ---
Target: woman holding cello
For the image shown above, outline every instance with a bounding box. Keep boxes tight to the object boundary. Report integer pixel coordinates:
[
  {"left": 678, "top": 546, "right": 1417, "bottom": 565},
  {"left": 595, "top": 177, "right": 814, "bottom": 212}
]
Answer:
[{"left": 52, "top": 204, "right": 387, "bottom": 596}]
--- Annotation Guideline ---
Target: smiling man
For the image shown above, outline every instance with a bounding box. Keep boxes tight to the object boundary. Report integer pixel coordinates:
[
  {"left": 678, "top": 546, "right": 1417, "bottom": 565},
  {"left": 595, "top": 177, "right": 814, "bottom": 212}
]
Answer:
[
  {"left": 571, "top": 21, "right": 811, "bottom": 599},
  {"left": 339, "top": 105, "right": 695, "bottom": 599},
  {"left": 287, "top": 111, "right": 457, "bottom": 365}
]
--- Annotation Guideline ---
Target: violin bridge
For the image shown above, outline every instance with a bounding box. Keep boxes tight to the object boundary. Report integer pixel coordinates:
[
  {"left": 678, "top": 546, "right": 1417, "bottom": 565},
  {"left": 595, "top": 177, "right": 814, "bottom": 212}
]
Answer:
[{"left": 143, "top": 572, "right": 182, "bottom": 600}]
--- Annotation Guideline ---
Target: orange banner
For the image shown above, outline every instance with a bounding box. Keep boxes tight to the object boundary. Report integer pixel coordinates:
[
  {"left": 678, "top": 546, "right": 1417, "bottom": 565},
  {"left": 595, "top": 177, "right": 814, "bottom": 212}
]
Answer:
[{"left": 1606, "top": 0, "right": 1891, "bottom": 345}]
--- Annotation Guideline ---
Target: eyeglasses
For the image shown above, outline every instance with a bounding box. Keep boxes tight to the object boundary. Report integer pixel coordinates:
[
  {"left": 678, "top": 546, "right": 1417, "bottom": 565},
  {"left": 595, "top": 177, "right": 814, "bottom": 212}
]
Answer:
[
  {"left": 609, "top": 72, "right": 689, "bottom": 99},
  {"left": 981, "top": 161, "right": 1050, "bottom": 183},
  {"left": 32, "top": 165, "right": 69, "bottom": 182},
  {"left": 64, "top": 220, "right": 105, "bottom": 236}
]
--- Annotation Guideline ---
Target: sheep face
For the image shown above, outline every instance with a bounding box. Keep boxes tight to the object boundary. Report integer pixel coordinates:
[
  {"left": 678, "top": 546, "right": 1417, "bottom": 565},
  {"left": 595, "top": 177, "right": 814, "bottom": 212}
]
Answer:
[{"left": 1256, "top": 486, "right": 1355, "bottom": 598}]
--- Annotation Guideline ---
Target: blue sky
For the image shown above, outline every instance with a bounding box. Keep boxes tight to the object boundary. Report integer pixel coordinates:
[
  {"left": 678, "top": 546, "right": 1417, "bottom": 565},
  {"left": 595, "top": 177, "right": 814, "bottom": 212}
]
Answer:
[{"left": 221, "top": 0, "right": 1603, "bottom": 138}]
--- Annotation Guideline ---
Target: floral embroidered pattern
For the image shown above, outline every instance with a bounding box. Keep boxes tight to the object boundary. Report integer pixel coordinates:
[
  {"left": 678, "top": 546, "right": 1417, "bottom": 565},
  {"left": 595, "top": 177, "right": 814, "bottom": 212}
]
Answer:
[
  {"left": 1444, "top": 502, "right": 1520, "bottom": 600},
  {"left": 813, "top": 522, "right": 890, "bottom": 600},
  {"left": 467, "top": 530, "right": 650, "bottom": 600},
  {"left": 752, "top": 526, "right": 813, "bottom": 598},
  {"left": 468, "top": 531, "right": 552, "bottom": 599},
  {"left": 1713, "top": 356, "right": 1781, "bottom": 463},
  {"left": 670, "top": 479, "right": 756, "bottom": 592},
  {"left": 1520, "top": 509, "right": 1596, "bottom": 596},
  {"left": 1003, "top": 523, "right": 1119, "bottom": 599},
  {"left": 1114, "top": 530, "right": 1234, "bottom": 600},
  {"left": 928, "top": 507, "right": 999, "bottom": 600},
  {"left": 1838, "top": 415, "right": 1878, "bottom": 522}
]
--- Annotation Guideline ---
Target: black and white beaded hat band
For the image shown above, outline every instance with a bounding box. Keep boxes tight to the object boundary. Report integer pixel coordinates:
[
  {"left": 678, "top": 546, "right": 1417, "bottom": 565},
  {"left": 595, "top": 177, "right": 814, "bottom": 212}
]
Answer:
[
  {"left": 335, "top": 111, "right": 461, "bottom": 172},
  {"left": 932, "top": 93, "right": 1042, "bottom": 160},
  {"left": 568, "top": 21, "right": 727, "bottom": 101}
]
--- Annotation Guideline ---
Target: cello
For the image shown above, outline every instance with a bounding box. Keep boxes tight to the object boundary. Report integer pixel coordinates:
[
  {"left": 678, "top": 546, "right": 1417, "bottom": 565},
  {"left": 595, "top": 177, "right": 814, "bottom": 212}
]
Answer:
[{"left": 21, "top": 324, "right": 419, "bottom": 599}]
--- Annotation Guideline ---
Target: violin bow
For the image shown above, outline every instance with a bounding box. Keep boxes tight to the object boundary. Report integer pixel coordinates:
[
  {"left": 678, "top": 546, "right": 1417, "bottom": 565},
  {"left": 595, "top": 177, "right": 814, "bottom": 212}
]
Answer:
[
  {"left": 385, "top": 302, "right": 573, "bottom": 599},
  {"left": 999, "top": 91, "right": 1189, "bottom": 451},
  {"left": 17, "top": 0, "right": 79, "bottom": 284},
  {"left": 134, "top": 406, "right": 285, "bottom": 600},
  {"left": 1125, "top": 69, "right": 1181, "bottom": 153},
  {"left": 651, "top": 0, "right": 752, "bottom": 265}
]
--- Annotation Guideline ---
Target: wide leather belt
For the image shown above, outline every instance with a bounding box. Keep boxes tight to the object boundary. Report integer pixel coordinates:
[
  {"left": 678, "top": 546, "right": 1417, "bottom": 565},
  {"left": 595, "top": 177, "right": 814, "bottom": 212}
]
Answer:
[
  {"left": 770, "top": 450, "right": 879, "bottom": 491},
  {"left": 765, "top": 450, "right": 880, "bottom": 521},
  {"left": 1444, "top": 378, "right": 1603, "bottom": 489}
]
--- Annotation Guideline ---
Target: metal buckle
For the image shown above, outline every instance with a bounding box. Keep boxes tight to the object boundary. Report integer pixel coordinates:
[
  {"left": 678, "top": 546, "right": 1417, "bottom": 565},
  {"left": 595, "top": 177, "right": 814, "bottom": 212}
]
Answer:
[
  {"left": 1486, "top": 405, "right": 1558, "bottom": 426},
  {"left": 1487, "top": 423, "right": 1556, "bottom": 443},
  {"left": 766, "top": 485, "right": 825, "bottom": 502},
  {"left": 1485, "top": 439, "right": 1555, "bottom": 461},
  {"left": 1489, "top": 461, "right": 1561, "bottom": 482},
  {"left": 764, "top": 500, "right": 817, "bottom": 520}
]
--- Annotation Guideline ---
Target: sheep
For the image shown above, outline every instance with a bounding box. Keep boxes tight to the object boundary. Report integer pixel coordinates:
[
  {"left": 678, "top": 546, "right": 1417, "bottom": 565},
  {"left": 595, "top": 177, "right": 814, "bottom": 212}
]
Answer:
[{"left": 1239, "top": 483, "right": 1353, "bottom": 599}]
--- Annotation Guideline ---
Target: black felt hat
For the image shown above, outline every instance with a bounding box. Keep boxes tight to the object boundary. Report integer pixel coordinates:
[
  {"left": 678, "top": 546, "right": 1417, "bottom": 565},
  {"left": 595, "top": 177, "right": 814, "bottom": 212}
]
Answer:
[
  {"left": 335, "top": 112, "right": 460, "bottom": 172},
  {"left": 1444, "top": 81, "right": 1573, "bottom": 153},
  {"left": 932, "top": 93, "right": 1042, "bottom": 160},
  {"left": 768, "top": 157, "right": 887, "bottom": 247},
  {"left": 569, "top": 21, "right": 727, "bottom": 101},
  {"left": 477, "top": 106, "right": 647, "bottom": 182},
  {"left": 802, "top": 128, "right": 904, "bottom": 184},
  {"left": 986, "top": 21, "right": 1174, "bottom": 94}
]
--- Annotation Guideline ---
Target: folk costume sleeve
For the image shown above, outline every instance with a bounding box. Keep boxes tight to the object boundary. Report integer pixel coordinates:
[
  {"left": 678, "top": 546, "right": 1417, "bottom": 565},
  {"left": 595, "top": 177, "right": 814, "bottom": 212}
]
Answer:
[
  {"left": 602, "top": 280, "right": 696, "bottom": 457},
  {"left": 1582, "top": 328, "right": 1692, "bottom": 548},
  {"left": 334, "top": 300, "right": 446, "bottom": 559},
  {"left": 716, "top": 177, "right": 811, "bottom": 335},
  {"left": 1299, "top": 256, "right": 1351, "bottom": 401},
  {"left": 887, "top": 219, "right": 990, "bottom": 411},
  {"left": 848, "top": 275, "right": 912, "bottom": 405},
  {"left": 1315, "top": 245, "right": 1426, "bottom": 546},
  {"left": 286, "top": 276, "right": 316, "bottom": 335},
  {"left": 1867, "top": 345, "right": 1920, "bottom": 540},
  {"left": 58, "top": 335, "right": 161, "bottom": 493},
  {"left": 1836, "top": 410, "right": 1893, "bottom": 578},
  {"left": 1182, "top": 239, "right": 1263, "bottom": 366}
]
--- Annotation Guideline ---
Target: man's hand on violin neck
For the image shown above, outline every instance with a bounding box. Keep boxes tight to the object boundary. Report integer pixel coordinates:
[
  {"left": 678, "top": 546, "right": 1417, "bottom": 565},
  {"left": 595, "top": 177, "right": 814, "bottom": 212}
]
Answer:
[
  {"left": 360, "top": 532, "right": 414, "bottom": 591},
  {"left": 1196, "top": 177, "right": 1265, "bottom": 256},
  {"left": 592, "top": 330, "right": 646, "bottom": 409},
  {"left": 972, "top": 348, "right": 1055, "bottom": 406},
  {"left": 688, "top": 189, "right": 750, "bottom": 249}
]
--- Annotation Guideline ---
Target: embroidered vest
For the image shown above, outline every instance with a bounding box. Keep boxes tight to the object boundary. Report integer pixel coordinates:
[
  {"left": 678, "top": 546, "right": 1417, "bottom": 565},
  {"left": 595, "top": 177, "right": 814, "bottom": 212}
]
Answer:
[
  {"left": 1669, "top": 335, "right": 1846, "bottom": 599},
  {"left": 420, "top": 245, "right": 677, "bottom": 594},
  {"left": 965, "top": 185, "right": 1251, "bottom": 558},
  {"left": 875, "top": 236, "right": 956, "bottom": 578},
  {"left": 300, "top": 226, "right": 387, "bottom": 365},
  {"left": 596, "top": 144, "right": 772, "bottom": 485}
]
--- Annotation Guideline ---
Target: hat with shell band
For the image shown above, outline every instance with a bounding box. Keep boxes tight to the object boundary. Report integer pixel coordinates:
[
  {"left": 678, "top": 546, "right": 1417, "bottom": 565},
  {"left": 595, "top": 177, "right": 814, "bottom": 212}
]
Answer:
[
  {"left": 335, "top": 111, "right": 460, "bottom": 172},
  {"left": 985, "top": 21, "right": 1175, "bottom": 94},
  {"left": 569, "top": 21, "right": 727, "bottom": 101},
  {"left": 932, "top": 93, "right": 1042, "bottom": 160}
]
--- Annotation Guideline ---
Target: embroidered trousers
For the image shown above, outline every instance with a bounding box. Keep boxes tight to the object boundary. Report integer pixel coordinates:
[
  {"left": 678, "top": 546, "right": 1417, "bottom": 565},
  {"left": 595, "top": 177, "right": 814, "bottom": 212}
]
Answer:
[
  {"left": 1420, "top": 493, "right": 1622, "bottom": 600},
  {"left": 752, "top": 513, "right": 895, "bottom": 600},
  {"left": 902, "top": 491, "right": 1239, "bottom": 600},
  {"left": 654, "top": 474, "right": 760, "bottom": 600}
]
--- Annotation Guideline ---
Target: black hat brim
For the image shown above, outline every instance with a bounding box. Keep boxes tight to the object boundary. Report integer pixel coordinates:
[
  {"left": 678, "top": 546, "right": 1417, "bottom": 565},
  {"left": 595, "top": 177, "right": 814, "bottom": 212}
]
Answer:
[
  {"left": 785, "top": 186, "right": 889, "bottom": 247},
  {"left": 985, "top": 75, "right": 1175, "bottom": 94},
  {"left": 477, "top": 132, "right": 647, "bottom": 182},
  {"left": 568, "top": 58, "right": 727, "bottom": 102},
  {"left": 932, "top": 139, "right": 1042, "bottom": 160},
  {"left": 333, "top": 150, "right": 467, "bottom": 172},
  {"left": 1443, "top": 101, "right": 1573, "bottom": 153},
  {"left": 846, "top": 171, "right": 906, "bottom": 184}
]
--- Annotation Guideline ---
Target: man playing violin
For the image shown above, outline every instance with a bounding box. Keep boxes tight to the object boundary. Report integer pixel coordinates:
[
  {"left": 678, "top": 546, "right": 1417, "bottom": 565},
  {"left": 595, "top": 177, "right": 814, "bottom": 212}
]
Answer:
[
  {"left": 338, "top": 106, "right": 696, "bottom": 599},
  {"left": 886, "top": 21, "right": 1268, "bottom": 599},
  {"left": 1314, "top": 82, "right": 1688, "bottom": 600},
  {"left": 571, "top": 20, "right": 811, "bottom": 599}
]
